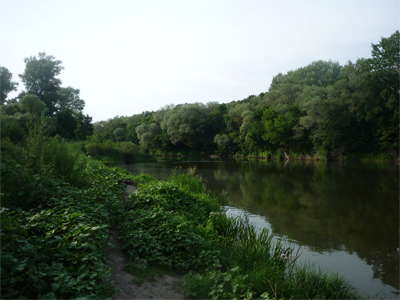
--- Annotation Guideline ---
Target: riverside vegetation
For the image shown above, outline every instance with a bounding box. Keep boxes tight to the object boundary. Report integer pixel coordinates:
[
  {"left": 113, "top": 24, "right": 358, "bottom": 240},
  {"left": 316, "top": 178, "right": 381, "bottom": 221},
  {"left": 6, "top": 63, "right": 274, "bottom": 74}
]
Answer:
[
  {"left": 1, "top": 32, "right": 398, "bottom": 163},
  {"left": 0, "top": 32, "right": 396, "bottom": 299},
  {"left": 1, "top": 125, "right": 357, "bottom": 299},
  {"left": 87, "top": 32, "right": 398, "bottom": 162}
]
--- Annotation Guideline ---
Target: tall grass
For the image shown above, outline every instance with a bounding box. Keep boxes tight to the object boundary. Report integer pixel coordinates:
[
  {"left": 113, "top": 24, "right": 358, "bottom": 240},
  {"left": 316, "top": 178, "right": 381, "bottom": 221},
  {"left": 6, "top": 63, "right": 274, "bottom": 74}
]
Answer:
[
  {"left": 26, "top": 123, "right": 88, "bottom": 187},
  {"left": 170, "top": 172, "right": 205, "bottom": 194},
  {"left": 186, "top": 213, "right": 357, "bottom": 299},
  {"left": 1, "top": 121, "right": 90, "bottom": 209}
]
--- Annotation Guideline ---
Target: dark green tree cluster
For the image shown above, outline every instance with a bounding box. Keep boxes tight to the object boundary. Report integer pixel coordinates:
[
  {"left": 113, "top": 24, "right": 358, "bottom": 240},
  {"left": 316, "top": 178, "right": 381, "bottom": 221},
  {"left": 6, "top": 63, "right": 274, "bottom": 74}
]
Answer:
[
  {"left": 92, "top": 32, "right": 399, "bottom": 160},
  {"left": 0, "top": 53, "right": 93, "bottom": 141}
]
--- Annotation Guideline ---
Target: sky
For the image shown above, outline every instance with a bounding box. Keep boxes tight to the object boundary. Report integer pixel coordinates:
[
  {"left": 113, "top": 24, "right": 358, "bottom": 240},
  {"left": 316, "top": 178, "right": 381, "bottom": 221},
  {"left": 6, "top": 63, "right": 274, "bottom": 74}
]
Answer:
[{"left": 1, "top": 0, "right": 399, "bottom": 121}]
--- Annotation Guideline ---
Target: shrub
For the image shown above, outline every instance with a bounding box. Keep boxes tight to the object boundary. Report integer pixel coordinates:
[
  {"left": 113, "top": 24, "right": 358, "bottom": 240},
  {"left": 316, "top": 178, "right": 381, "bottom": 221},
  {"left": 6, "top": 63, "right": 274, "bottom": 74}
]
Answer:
[
  {"left": 0, "top": 159, "right": 128, "bottom": 299},
  {"left": 170, "top": 173, "right": 205, "bottom": 194},
  {"left": 0, "top": 206, "right": 110, "bottom": 299},
  {"left": 120, "top": 206, "right": 219, "bottom": 271},
  {"left": 184, "top": 267, "right": 251, "bottom": 299},
  {"left": 127, "top": 180, "right": 219, "bottom": 224},
  {"left": 85, "top": 140, "right": 144, "bottom": 163}
]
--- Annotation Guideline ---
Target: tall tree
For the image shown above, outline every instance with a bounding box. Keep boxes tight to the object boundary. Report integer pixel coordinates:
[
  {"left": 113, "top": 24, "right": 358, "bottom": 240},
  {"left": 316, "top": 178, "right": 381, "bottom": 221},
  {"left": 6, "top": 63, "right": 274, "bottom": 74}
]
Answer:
[
  {"left": 19, "top": 52, "right": 63, "bottom": 114},
  {"left": 0, "top": 66, "right": 18, "bottom": 104},
  {"left": 56, "top": 87, "right": 85, "bottom": 112}
]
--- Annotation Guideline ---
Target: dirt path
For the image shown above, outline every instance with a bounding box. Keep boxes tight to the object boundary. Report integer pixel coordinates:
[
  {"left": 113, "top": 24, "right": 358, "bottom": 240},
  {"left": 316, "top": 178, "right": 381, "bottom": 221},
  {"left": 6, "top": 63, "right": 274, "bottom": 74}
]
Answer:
[{"left": 107, "top": 185, "right": 184, "bottom": 300}]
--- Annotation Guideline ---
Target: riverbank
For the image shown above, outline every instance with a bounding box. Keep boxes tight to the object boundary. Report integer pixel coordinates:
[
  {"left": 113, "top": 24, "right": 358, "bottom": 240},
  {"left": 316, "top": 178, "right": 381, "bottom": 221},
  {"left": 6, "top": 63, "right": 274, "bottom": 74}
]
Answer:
[
  {"left": 1, "top": 132, "right": 357, "bottom": 299},
  {"left": 135, "top": 147, "right": 398, "bottom": 165},
  {"left": 115, "top": 172, "right": 357, "bottom": 299},
  {"left": 1, "top": 166, "right": 358, "bottom": 298}
]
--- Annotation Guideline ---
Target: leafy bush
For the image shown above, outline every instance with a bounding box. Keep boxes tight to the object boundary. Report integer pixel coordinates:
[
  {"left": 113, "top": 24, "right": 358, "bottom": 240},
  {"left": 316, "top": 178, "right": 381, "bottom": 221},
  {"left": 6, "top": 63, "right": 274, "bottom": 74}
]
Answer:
[
  {"left": 119, "top": 177, "right": 220, "bottom": 272},
  {"left": 26, "top": 125, "right": 88, "bottom": 186},
  {"left": 170, "top": 173, "right": 205, "bottom": 194},
  {"left": 127, "top": 180, "right": 219, "bottom": 224},
  {"left": 1, "top": 125, "right": 89, "bottom": 209},
  {"left": 85, "top": 140, "right": 145, "bottom": 163},
  {"left": 1, "top": 207, "right": 110, "bottom": 298},
  {"left": 120, "top": 206, "right": 219, "bottom": 270},
  {"left": 184, "top": 267, "right": 251, "bottom": 299},
  {"left": 131, "top": 173, "right": 158, "bottom": 186},
  {"left": 0, "top": 155, "right": 129, "bottom": 298}
]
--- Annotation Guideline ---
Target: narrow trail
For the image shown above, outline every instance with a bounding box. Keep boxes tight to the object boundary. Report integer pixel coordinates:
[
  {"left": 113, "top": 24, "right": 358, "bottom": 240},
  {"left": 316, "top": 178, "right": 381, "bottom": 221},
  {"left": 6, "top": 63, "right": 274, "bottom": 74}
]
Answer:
[{"left": 106, "top": 185, "right": 184, "bottom": 300}]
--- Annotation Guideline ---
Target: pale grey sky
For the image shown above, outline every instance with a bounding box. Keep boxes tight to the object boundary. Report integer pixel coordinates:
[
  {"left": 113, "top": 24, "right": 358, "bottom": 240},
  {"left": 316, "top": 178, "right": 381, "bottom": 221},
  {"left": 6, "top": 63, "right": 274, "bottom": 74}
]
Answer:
[{"left": 1, "top": 0, "right": 399, "bottom": 121}]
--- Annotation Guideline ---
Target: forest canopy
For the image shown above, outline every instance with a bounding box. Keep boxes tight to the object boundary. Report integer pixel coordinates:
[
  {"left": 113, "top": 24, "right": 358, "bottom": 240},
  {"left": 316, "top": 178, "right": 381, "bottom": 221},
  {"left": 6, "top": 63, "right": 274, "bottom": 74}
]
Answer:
[
  {"left": 1, "top": 31, "right": 398, "bottom": 159},
  {"left": 88, "top": 31, "right": 399, "bottom": 159}
]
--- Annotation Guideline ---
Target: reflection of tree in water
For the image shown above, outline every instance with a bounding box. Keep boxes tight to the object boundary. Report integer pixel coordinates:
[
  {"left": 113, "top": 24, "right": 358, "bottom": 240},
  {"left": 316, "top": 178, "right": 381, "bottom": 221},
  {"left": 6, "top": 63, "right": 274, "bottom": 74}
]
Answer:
[{"left": 198, "top": 162, "right": 399, "bottom": 290}]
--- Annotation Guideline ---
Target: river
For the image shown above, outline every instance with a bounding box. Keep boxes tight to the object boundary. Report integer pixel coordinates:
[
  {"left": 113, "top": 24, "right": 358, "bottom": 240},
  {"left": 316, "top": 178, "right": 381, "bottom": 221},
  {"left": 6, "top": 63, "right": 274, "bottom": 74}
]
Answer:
[{"left": 123, "top": 160, "right": 399, "bottom": 298}]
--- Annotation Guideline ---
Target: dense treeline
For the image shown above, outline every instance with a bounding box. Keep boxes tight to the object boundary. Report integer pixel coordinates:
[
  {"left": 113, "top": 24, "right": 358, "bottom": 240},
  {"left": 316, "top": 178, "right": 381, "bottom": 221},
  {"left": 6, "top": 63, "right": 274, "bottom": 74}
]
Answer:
[
  {"left": 1, "top": 54, "right": 109, "bottom": 298},
  {"left": 1, "top": 53, "right": 93, "bottom": 142},
  {"left": 1, "top": 34, "right": 382, "bottom": 299},
  {"left": 91, "top": 32, "right": 399, "bottom": 160}
]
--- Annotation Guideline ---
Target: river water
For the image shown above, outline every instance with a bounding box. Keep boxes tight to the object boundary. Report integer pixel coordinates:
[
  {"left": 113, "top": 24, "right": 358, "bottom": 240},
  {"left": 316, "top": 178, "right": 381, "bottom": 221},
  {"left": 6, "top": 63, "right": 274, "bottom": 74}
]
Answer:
[{"left": 124, "top": 160, "right": 399, "bottom": 298}]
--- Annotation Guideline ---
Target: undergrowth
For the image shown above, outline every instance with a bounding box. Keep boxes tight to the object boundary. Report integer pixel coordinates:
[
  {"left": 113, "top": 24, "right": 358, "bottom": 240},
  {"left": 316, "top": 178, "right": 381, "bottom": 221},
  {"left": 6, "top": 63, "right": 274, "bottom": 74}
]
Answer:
[
  {"left": 1, "top": 123, "right": 357, "bottom": 299},
  {"left": 117, "top": 173, "right": 358, "bottom": 299},
  {"left": 0, "top": 126, "right": 133, "bottom": 298}
]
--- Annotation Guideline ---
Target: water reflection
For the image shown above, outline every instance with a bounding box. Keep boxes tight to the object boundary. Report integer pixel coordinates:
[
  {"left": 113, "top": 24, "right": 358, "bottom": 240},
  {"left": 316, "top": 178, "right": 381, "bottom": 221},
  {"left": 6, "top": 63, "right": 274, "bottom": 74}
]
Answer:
[{"left": 125, "top": 161, "right": 399, "bottom": 298}]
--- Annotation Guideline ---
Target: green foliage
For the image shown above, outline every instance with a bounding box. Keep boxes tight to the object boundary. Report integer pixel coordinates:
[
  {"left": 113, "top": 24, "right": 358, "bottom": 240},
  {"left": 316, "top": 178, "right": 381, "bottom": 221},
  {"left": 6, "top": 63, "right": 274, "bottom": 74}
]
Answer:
[
  {"left": 185, "top": 214, "right": 357, "bottom": 299},
  {"left": 1, "top": 208, "right": 110, "bottom": 299},
  {"left": 89, "top": 32, "right": 398, "bottom": 161},
  {"left": 0, "top": 114, "right": 27, "bottom": 143},
  {"left": 1, "top": 123, "right": 90, "bottom": 209},
  {"left": 1, "top": 128, "right": 358, "bottom": 299},
  {"left": 0, "top": 154, "right": 130, "bottom": 298},
  {"left": 281, "top": 266, "right": 356, "bottom": 299},
  {"left": 20, "top": 52, "right": 63, "bottom": 115},
  {"left": 85, "top": 140, "right": 145, "bottom": 163},
  {"left": 131, "top": 173, "right": 158, "bottom": 186},
  {"left": 20, "top": 94, "right": 47, "bottom": 117},
  {"left": 27, "top": 126, "right": 88, "bottom": 185},
  {"left": 0, "top": 66, "right": 18, "bottom": 104},
  {"left": 120, "top": 206, "right": 219, "bottom": 270},
  {"left": 127, "top": 180, "right": 218, "bottom": 224},
  {"left": 184, "top": 267, "right": 251, "bottom": 299},
  {"left": 214, "top": 133, "right": 232, "bottom": 155},
  {"left": 113, "top": 175, "right": 220, "bottom": 273},
  {"left": 0, "top": 52, "right": 93, "bottom": 140},
  {"left": 170, "top": 173, "right": 205, "bottom": 194}
]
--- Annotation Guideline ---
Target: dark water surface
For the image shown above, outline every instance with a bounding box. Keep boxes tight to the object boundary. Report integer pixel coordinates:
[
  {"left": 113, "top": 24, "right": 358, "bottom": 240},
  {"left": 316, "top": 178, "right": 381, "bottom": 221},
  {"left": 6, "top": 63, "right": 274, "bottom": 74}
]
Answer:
[{"left": 124, "top": 160, "right": 399, "bottom": 298}]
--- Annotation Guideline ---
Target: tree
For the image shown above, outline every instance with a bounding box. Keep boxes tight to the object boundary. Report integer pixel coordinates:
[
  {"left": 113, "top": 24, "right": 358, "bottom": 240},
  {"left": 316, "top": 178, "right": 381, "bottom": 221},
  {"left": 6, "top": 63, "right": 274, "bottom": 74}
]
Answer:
[
  {"left": 20, "top": 94, "right": 47, "bottom": 117},
  {"left": 56, "top": 87, "right": 85, "bottom": 113},
  {"left": 214, "top": 133, "right": 232, "bottom": 155},
  {"left": 367, "top": 31, "right": 399, "bottom": 153},
  {"left": 113, "top": 127, "right": 126, "bottom": 141},
  {"left": 369, "top": 30, "right": 400, "bottom": 73},
  {"left": 262, "top": 107, "right": 300, "bottom": 152},
  {"left": 19, "top": 52, "right": 63, "bottom": 114},
  {"left": 160, "top": 103, "right": 211, "bottom": 149},
  {"left": 136, "top": 123, "right": 162, "bottom": 150},
  {"left": 74, "top": 113, "right": 93, "bottom": 140},
  {"left": 0, "top": 66, "right": 17, "bottom": 104}
]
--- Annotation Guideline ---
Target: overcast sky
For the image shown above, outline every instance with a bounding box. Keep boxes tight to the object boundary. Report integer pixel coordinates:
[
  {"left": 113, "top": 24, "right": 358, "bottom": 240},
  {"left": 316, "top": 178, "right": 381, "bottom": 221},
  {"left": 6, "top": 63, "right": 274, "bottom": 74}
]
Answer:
[{"left": 1, "top": 0, "right": 399, "bottom": 121}]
